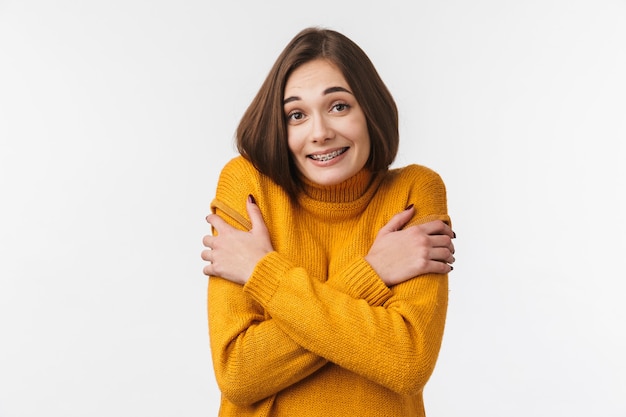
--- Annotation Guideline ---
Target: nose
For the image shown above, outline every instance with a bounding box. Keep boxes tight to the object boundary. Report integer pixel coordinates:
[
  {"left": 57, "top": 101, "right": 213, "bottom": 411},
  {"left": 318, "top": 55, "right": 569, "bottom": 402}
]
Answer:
[{"left": 310, "top": 114, "right": 334, "bottom": 143}]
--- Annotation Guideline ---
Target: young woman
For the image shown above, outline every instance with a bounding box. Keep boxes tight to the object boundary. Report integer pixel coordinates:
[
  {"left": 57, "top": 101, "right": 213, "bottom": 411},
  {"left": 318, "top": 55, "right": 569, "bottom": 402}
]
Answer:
[{"left": 201, "top": 27, "right": 456, "bottom": 417}]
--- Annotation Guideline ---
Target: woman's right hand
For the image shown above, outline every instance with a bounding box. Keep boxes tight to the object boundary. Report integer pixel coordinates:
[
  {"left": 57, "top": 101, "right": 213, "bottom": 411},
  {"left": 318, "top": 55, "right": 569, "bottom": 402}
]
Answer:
[{"left": 364, "top": 206, "right": 456, "bottom": 286}]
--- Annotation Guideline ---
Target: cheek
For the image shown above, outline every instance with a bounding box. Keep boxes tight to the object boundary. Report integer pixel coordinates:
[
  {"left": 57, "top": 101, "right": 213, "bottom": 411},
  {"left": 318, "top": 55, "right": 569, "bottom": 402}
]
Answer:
[
  {"left": 286, "top": 137, "right": 297, "bottom": 156},
  {"left": 286, "top": 129, "right": 304, "bottom": 156},
  {"left": 355, "top": 125, "right": 371, "bottom": 149},
  {"left": 347, "top": 116, "right": 369, "bottom": 143}
]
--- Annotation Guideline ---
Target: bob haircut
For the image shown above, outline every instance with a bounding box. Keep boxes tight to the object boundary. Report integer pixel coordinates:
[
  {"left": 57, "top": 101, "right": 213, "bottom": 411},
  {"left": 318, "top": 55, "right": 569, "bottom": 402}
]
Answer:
[{"left": 236, "top": 27, "right": 399, "bottom": 199}]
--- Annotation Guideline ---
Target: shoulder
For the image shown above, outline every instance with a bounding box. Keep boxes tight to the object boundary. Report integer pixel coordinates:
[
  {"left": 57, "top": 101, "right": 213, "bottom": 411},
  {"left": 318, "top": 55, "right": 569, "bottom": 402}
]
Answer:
[
  {"left": 214, "top": 156, "right": 267, "bottom": 197},
  {"left": 377, "top": 164, "right": 450, "bottom": 225},
  {"left": 212, "top": 156, "right": 290, "bottom": 228},
  {"left": 215, "top": 154, "right": 288, "bottom": 199},
  {"left": 211, "top": 157, "right": 264, "bottom": 227},
  {"left": 217, "top": 155, "right": 260, "bottom": 184},
  {"left": 386, "top": 164, "right": 447, "bottom": 191}
]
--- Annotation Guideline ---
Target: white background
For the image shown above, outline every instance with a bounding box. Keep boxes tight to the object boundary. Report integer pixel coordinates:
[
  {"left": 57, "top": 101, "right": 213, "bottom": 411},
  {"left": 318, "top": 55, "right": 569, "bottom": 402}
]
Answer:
[{"left": 1, "top": 1, "right": 625, "bottom": 416}]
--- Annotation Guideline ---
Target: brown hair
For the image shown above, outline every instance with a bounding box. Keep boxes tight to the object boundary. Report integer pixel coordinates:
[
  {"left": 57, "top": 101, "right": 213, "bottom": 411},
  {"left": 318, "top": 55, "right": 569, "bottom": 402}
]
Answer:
[{"left": 236, "top": 27, "right": 399, "bottom": 199}]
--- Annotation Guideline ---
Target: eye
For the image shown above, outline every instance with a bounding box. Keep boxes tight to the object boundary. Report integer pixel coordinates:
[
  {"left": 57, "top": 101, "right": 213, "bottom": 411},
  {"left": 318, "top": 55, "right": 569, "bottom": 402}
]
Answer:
[
  {"left": 331, "top": 103, "right": 350, "bottom": 113},
  {"left": 287, "top": 111, "right": 304, "bottom": 121}
]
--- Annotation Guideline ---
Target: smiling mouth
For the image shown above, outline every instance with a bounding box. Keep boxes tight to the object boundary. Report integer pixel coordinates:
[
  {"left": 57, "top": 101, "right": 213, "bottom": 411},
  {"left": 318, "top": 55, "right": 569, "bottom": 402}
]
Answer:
[{"left": 307, "top": 147, "right": 349, "bottom": 162}]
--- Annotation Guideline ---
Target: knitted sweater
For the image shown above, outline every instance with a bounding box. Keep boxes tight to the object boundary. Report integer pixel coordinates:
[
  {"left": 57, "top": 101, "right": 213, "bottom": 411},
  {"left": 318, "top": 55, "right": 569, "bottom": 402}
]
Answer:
[{"left": 208, "top": 156, "right": 451, "bottom": 417}]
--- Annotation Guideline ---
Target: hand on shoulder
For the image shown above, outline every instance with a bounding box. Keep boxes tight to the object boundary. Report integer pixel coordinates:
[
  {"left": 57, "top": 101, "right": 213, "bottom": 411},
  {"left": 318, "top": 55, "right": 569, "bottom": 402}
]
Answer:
[{"left": 365, "top": 205, "right": 456, "bottom": 286}]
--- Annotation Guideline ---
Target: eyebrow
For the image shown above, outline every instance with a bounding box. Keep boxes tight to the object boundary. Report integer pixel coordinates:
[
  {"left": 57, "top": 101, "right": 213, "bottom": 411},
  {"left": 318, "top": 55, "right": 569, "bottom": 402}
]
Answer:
[{"left": 283, "top": 86, "right": 353, "bottom": 105}]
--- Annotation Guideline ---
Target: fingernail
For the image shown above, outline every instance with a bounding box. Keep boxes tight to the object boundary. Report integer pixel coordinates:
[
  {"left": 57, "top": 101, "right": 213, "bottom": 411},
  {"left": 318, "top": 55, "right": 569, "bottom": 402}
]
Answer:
[
  {"left": 450, "top": 265, "right": 454, "bottom": 271},
  {"left": 453, "top": 231, "right": 457, "bottom": 239},
  {"left": 404, "top": 204, "right": 414, "bottom": 210},
  {"left": 205, "top": 215, "right": 210, "bottom": 222},
  {"left": 248, "top": 194, "right": 256, "bottom": 205}
]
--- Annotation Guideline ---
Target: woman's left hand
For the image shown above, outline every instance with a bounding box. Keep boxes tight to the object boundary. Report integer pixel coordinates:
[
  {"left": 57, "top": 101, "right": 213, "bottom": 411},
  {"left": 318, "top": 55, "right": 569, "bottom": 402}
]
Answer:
[{"left": 201, "top": 195, "right": 274, "bottom": 284}]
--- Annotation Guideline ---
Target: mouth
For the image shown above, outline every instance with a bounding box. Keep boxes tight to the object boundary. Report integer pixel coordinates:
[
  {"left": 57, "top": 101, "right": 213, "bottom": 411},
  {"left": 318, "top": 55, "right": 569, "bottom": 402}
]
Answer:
[{"left": 307, "top": 147, "right": 349, "bottom": 162}]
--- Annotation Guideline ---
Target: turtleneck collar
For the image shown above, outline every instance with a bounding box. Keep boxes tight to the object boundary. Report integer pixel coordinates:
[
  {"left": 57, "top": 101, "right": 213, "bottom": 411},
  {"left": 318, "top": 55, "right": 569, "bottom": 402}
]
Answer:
[{"left": 296, "top": 169, "right": 383, "bottom": 220}]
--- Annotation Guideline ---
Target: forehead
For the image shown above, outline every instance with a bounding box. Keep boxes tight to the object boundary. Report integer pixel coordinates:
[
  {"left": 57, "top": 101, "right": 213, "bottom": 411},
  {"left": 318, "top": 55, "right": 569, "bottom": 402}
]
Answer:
[{"left": 284, "top": 59, "right": 350, "bottom": 94}]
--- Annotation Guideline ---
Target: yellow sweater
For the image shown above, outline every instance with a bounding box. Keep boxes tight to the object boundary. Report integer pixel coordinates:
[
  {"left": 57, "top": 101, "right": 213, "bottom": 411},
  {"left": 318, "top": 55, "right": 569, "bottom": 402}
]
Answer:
[{"left": 208, "top": 156, "right": 451, "bottom": 417}]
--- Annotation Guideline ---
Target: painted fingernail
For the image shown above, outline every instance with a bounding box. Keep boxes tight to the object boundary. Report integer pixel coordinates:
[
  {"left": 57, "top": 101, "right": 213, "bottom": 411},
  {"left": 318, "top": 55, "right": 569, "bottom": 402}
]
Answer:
[
  {"left": 404, "top": 204, "right": 414, "bottom": 210},
  {"left": 205, "top": 215, "right": 210, "bottom": 222},
  {"left": 450, "top": 265, "right": 454, "bottom": 271},
  {"left": 453, "top": 231, "right": 457, "bottom": 239},
  {"left": 248, "top": 194, "right": 256, "bottom": 205}
]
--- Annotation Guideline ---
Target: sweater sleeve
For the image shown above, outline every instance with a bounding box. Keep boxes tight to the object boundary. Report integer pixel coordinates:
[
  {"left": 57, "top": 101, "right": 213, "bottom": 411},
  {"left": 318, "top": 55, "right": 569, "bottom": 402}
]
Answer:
[
  {"left": 243, "top": 167, "right": 451, "bottom": 395},
  {"left": 207, "top": 158, "right": 328, "bottom": 406},
  {"left": 208, "top": 274, "right": 328, "bottom": 405},
  {"left": 244, "top": 254, "right": 448, "bottom": 395}
]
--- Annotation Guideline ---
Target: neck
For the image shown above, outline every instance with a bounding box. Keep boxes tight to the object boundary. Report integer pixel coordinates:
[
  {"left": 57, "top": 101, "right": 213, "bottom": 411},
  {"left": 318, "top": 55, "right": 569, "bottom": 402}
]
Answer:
[{"left": 296, "top": 169, "right": 383, "bottom": 220}]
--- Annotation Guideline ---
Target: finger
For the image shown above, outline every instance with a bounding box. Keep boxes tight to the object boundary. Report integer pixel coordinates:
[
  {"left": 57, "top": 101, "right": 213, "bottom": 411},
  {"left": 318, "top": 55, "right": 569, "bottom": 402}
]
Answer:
[
  {"left": 429, "top": 247, "right": 456, "bottom": 264},
  {"left": 200, "top": 249, "right": 213, "bottom": 262},
  {"left": 247, "top": 194, "right": 269, "bottom": 234},
  {"left": 202, "top": 234, "right": 213, "bottom": 248},
  {"left": 429, "top": 234, "right": 455, "bottom": 252},
  {"left": 418, "top": 220, "right": 455, "bottom": 238},
  {"left": 424, "top": 259, "right": 454, "bottom": 275},
  {"left": 379, "top": 206, "right": 415, "bottom": 234},
  {"left": 206, "top": 213, "right": 229, "bottom": 233}
]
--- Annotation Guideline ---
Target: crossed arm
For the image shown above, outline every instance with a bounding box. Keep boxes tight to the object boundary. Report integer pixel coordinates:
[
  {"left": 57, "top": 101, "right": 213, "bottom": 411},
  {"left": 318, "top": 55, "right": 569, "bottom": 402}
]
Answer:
[
  {"left": 203, "top": 198, "right": 455, "bottom": 405},
  {"left": 203, "top": 197, "right": 454, "bottom": 285}
]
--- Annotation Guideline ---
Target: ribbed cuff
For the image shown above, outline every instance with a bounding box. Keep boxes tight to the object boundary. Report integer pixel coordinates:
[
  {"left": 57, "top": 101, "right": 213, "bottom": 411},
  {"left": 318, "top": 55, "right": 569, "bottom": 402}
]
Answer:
[
  {"left": 336, "top": 258, "right": 392, "bottom": 307},
  {"left": 243, "top": 251, "right": 293, "bottom": 308}
]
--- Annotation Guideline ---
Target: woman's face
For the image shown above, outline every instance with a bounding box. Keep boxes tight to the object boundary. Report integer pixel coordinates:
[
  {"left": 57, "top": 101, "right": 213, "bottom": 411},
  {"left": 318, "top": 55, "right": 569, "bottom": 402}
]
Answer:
[{"left": 283, "top": 59, "right": 370, "bottom": 186}]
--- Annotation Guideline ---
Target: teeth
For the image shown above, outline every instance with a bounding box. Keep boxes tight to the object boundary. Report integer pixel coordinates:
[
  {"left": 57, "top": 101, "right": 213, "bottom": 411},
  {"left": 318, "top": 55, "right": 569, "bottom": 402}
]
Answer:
[{"left": 309, "top": 148, "right": 347, "bottom": 162}]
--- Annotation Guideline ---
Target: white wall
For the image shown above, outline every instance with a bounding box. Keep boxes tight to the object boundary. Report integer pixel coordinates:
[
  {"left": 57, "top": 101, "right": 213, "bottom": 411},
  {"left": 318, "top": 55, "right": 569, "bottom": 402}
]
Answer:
[{"left": 1, "top": 1, "right": 624, "bottom": 416}]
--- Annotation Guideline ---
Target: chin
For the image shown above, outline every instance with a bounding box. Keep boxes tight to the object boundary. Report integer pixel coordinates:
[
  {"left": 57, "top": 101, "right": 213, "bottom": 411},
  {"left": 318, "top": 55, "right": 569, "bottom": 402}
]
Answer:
[{"left": 298, "top": 159, "right": 362, "bottom": 186}]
